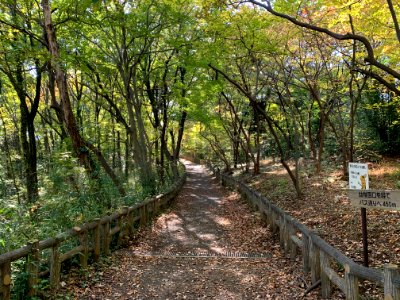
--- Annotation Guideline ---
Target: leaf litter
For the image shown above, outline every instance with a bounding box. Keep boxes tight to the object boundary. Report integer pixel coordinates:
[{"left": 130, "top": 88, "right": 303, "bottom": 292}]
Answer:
[{"left": 63, "top": 162, "right": 339, "bottom": 299}]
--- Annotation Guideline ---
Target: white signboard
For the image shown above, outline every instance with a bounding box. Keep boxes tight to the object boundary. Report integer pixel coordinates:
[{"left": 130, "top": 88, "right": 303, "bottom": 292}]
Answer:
[
  {"left": 348, "top": 190, "right": 400, "bottom": 211},
  {"left": 349, "top": 163, "right": 369, "bottom": 190}
]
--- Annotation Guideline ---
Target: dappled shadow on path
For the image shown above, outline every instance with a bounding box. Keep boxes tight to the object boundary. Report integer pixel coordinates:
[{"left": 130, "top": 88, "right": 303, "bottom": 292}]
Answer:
[{"left": 69, "top": 160, "right": 320, "bottom": 299}]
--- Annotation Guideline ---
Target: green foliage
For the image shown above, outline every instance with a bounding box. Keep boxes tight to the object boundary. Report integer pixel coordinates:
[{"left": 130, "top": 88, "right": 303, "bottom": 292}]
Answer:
[
  {"left": 389, "top": 169, "right": 400, "bottom": 189},
  {"left": 0, "top": 142, "right": 177, "bottom": 255},
  {"left": 358, "top": 91, "right": 400, "bottom": 156}
]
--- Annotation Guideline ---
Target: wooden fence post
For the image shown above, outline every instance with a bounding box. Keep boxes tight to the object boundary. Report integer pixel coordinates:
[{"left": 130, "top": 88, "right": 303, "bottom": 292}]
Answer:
[
  {"left": 309, "top": 237, "right": 320, "bottom": 283},
  {"left": 126, "top": 208, "right": 134, "bottom": 236},
  {"left": 140, "top": 205, "right": 146, "bottom": 227},
  {"left": 50, "top": 240, "right": 61, "bottom": 291},
  {"left": 302, "top": 234, "right": 310, "bottom": 273},
  {"left": 288, "top": 226, "right": 297, "bottom": 260},
  {"left": 283, "top": 220, "right": 291, "bottom": 254},
  {"left": 320, "top": 250, "right": 331, "bottom": 298},
  {"left": 384, "top": 264, "right": 400, "bottom": 300},
  {"left": 93, "top": 218, "right": 101, "bottom": 262},
  {"left": 117, "top": 213, "right": 124, "bottom": 246},
  {"left": 344, "top": 264, "right": 359, "bottom": 300},
  {"left": 260, "top": 201, "right": 268, "bottom": 224},
  {"left": 122, "top": 206, "right": 130, "bottom": 237},
  {"left": 1, "top": 260, "right": 11, "bottom": 300},
  {"left": 28, "top": 240, "right": 40, "bottom": 297},
  {"left": 103, "top": 219, "right": 111, "bottom": 256},
  {"left": 77, "top": 228, "right": 89, "bottom": 269},
  {"left": 279, "top": 216, "right": 285, "bottom": 249},
  {"left": 152, "top": 200, "right": 156, "bottom": 217},
  {"left": 269, "top": 210, "right": 277, "bottom": 234},
  {"left": 261, "top": 211, "right": 268, "bottom": 224}
]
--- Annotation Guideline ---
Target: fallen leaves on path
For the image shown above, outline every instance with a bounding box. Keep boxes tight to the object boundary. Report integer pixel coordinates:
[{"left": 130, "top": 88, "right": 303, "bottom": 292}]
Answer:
[{"left": 63, "top": 163, "right": 340, "bottom": 299}]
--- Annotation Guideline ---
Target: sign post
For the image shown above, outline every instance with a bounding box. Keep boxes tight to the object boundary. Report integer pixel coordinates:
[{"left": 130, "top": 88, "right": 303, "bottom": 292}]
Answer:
[{"left": 348, "top": 163, "right": 369, "bottom": 267}]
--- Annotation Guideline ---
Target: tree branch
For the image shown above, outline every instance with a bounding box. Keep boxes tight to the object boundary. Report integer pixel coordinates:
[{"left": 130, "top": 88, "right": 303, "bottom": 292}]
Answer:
[
  {"left": 247, "top": 0, "right": 400, "bottom": 94},
  {"left": 387, "top": 0, "right": 400, "bottom": 43}
]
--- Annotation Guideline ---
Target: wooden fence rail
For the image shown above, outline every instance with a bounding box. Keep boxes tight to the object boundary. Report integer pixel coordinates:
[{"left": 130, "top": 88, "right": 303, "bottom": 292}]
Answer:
[
  {"left": 211, "top": 166, "right": 400, "bottom": 300},
  {"left": 0, "top": 171, "right": 186, "bottom": 299}
]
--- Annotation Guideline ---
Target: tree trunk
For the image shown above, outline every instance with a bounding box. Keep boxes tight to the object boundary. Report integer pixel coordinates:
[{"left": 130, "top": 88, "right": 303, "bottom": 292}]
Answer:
[
  {"left": 0, "top": 113, "right": 22, "bottom": 204},
  {"left": 316, "top": 113, "right": 326, "bottom": 174},
  {"left": 5, "top": 61, "right": 41, "bottom": 203},
  {"left": 43, "top": 0, "right": 92, "bottom": 169},
  {"left": 42, "top": 0, "right": 126, "bottom": 196},
  {"left": 125, "top": 136, "right": 130, "bottom": 178},
  {"left": 253, "top": 103, "right": 261, "bottom": 175},
  {"left": 307, "top": 107, "right": 317, "bottom": 160},
  {"left": 233, "top": 127, "right": 240, "bottom": 168},
  {"left": 117, "top": 130, "right": 122, "bottom": 173},
  {"left": 170, "top": 110, "right": 187, "bottom": 179}
]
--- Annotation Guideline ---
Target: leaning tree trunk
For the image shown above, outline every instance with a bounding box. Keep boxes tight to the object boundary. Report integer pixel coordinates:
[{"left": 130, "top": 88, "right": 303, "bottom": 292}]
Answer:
[
  {"left": 43, "top": 0, "right": 92, "bottom": 169},
  {"left": 42, "top": 0, "right": 125, "bottom": 196}
]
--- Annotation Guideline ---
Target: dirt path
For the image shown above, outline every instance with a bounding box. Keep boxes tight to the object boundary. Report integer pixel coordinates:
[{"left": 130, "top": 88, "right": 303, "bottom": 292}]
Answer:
[{"left": 69, "top": 162, "right": 322, "bottom": 299}]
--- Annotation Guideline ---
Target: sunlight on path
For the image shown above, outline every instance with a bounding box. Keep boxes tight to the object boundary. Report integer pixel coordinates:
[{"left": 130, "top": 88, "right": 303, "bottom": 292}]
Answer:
[{"left": 69, "top": 161, "right": 318, "bottom": 299}]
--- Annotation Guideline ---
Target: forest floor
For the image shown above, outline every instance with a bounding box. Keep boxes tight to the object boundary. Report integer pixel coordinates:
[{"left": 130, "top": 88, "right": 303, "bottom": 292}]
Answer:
[
  {"left": 63, "top": 161, "right": 339, "bottom": 299},
  {"left": 238, "top": 157, "right": 400, "bottom": 299}
]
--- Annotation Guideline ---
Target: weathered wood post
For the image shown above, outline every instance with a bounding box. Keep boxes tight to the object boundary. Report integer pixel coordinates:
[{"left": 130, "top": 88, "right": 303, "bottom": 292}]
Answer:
[
  {"left": 384, "top": 264, "right": 400, "bottom": 300},
  {"left": 344, "top": 264, "right": 359, "bottom": 300},
  {"left": 269, "top": 208, "right": 277, "bottom": 234},
  {"left": 93, "top": 218, "right": 101, "bottom": 262},
  {"left": 160, "top": 194, "right": 167, "bottom": 210},
  {"left": 28, "top": 240, "right": 40, "bottom": 297},
  {"left": 76, "top": 227, "right": 88, "bottom": 269},
  {"left": 149, "top": 200, "right": 153, "bottom": 219},
  {"left": 271, "top": 212, "right": 279, "bottom": 235},
  {"left": 1, "top": 260, "right": 12, "bottom": 300},
  {"left": 122, "top": 206, "right": 130, "bottom": 237},
  {"left": 259, "top": 200, "right": 268, "bottom": 224},
  {"left": 152, "top": 199, "right": 156, "bottom": 218},
  {"left": 279, "top": 216, "right": 286, "bottom": 249},
  {"left": 260, "top": 210, "right": 268, "bottom": 224},
  {"left": 283, "top": 219, "right": 292, "bottom": 254},
  {"left": 117, "top": 212, "right": 125, "bottom": 246},
  {"left": 103, "top": 218, "right": 111, "bottom": 256},
  {"left": 302, "top": 234, "right": 310, "bottom": 273},
  {"left": 320, "top": 250, "right": 332, "bottom": 298},
  {"left": 288, "top": 226, "right": 297, "bottom": 260},
  {"left": 50, "top": 239, "right": 61, "bottom": 290},
  {"left": 126, "top": 208, "right": 134, "bottom": 236},
  {"left": 309, "top": 236, "right": 320, "bottom": 283},
  {"left": 140, "top": 204, "right": 148, "bottom": 226}
]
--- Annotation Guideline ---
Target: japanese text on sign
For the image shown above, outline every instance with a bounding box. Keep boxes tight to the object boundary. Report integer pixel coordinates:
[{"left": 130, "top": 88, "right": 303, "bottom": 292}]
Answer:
[
  {"left": 348, "top": 190, "right": 400, "bottom": 211},
  {"left": 349, "top": 163, "right": 369, "bottom": 190}
]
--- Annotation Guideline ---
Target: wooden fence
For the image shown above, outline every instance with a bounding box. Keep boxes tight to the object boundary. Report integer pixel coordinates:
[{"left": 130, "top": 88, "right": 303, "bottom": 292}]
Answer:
[
  {"left": 212, "top": 167, "right": 400, "bottom": 300},
  {"left": 0, "top": 172, "right": 186, "bottom": 299}
]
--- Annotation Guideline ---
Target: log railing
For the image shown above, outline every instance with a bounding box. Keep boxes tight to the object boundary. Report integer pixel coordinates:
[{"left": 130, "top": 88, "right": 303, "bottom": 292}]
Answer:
[
  {"left": 0, "top": 171, "right": 186, "bottom": 299},
  {"left": 212, "top": 167, "right": 400, "bottom": 300}
]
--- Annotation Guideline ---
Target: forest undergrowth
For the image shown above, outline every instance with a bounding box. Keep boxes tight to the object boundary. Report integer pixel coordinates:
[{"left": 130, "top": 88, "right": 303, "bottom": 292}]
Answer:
[{"left": 0, "top": 155, "right": 179, "bottom": 255}]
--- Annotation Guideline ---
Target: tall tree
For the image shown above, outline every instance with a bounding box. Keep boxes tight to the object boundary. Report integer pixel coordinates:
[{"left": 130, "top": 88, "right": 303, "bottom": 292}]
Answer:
[
  {"left": 0, "top": 1, "right": 45, "bottom": 203},
  {"left": 42, "top": 0, "right": 126, "bottom": 196}
]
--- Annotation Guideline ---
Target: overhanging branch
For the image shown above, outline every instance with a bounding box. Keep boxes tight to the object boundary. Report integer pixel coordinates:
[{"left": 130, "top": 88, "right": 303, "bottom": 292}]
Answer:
[{"left": 247, "top": 0, "right": 400, "bottom": 95}]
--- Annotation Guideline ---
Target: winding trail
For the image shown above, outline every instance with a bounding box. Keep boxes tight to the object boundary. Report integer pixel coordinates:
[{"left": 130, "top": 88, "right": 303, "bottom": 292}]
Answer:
[{"left": 70, "top": 161, "right": 319, "bottom": 299}]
